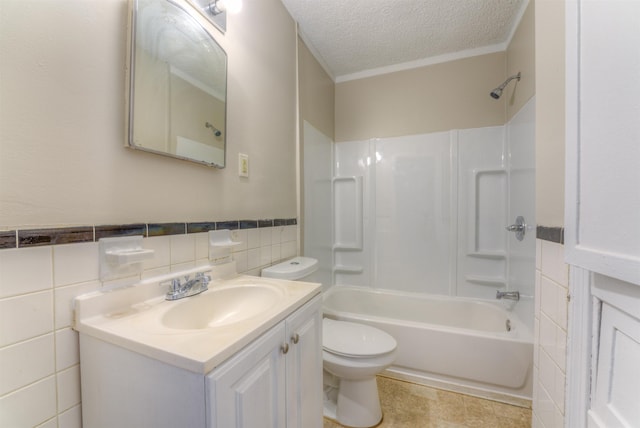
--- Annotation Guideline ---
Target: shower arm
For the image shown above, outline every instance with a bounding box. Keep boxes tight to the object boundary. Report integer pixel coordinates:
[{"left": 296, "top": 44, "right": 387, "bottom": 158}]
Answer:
[{"left": 496, "top": 72, "right": 521, "bottom": 91}]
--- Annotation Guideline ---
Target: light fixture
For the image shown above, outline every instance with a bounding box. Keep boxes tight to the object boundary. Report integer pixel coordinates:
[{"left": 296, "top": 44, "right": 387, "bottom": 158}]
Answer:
[
  {"left": 188, "top": 0, "right": 242, "bottom": 33},
  {"left": 205, "top": 0, "right": 225, "bottom": 16}
]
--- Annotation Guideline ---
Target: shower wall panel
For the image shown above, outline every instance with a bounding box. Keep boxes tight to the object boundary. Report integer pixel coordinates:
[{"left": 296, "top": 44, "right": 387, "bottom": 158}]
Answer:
[
  {"left": 330, "top": 98, "right": 535, "bottom": 301},
  {"left": 303, "top": 121, "right": 333, "bottom": 287},
  {"left": 456, "top": 126, "right": 508, "bottom": 299},
  {"left": 507, "top": 99, "right": 536, "bottom": 325},
  {"left": 373, "top": 132, "right": 453, "bottom": 295},
  {"left": 333, "top": 139, "right": 374, "bottom": 287}
]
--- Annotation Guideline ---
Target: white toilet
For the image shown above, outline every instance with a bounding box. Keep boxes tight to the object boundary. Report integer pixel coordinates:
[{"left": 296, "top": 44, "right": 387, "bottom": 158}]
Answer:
[{"left": 262, "top": 257, "right": 397, "bottom": 428}]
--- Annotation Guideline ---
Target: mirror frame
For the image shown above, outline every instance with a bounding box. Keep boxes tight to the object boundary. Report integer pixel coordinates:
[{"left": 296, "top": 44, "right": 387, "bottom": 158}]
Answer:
[{"left": 125, "top": 0, "right": 228, "bottom": 168}]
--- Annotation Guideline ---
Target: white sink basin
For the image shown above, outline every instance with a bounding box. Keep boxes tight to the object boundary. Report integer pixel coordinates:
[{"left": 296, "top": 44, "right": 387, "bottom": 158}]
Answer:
[
  {"left": 73, "top": 271, "right": 321, "bottom": 373},
  {"left": 161, "top": 284, "right": 283, "bottom": 330}
]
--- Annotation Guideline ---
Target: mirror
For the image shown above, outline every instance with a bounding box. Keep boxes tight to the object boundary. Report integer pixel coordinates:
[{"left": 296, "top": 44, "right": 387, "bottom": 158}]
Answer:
[{"left": 126, "top": 0, "right": 227, "bottom": 168}]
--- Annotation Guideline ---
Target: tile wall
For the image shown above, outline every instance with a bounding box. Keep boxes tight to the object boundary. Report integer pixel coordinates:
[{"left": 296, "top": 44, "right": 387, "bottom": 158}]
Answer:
[
  {"left": 532, "top": 237, "right": 569, "bottom": 428},
  {"left": 0, "top": 222, "right": 298, "bottom": 427}
]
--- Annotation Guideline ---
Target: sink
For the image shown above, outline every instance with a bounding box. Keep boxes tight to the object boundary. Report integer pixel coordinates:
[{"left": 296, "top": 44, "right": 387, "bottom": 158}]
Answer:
[{"left": 161, "top": 284, "right": 284, "bottom": 330}]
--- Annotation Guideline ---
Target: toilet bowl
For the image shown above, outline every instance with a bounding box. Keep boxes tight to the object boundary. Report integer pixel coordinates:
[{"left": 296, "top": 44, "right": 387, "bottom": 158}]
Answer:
[
  {"left": 261, "top": 257, "right": 397, "bottom": 428},
  {"left": 322, "top": 318, "right": 396, "bottom": 428}
]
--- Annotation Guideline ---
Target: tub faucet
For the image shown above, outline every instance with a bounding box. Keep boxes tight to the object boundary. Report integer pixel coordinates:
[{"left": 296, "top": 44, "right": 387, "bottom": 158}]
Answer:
[
  {"left": 162, "top": 272, "right": 211, "bottom": 300},
  {"left": 496, "top": 290, "right": 520, "bottom": 301}
]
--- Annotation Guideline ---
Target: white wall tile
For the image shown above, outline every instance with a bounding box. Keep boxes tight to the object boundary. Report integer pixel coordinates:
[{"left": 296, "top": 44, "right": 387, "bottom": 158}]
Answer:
[
  {"left": 281, "top": 241, "right": 296, "bottom": 259},
  {"left": 538, "top": 350, "right": 557, "bottom": 413},
  {"left": 535, "top": 269, "right": 542, "bottom": 316},
  {"left": 271, "top": 226, "right": 283, "bottom": 244},
  {"left": 0, "top": 247, "right": 53, "bottom": 298},
  {"left": 36, "top": 417, "right": 58, "bottom": 428},
  {"left": 260, "top": 227, "right": 272, "bottom": 247},
  {"left": 539, "top": 313, "right": 557, "bottom": 361},
  {"left": 534, "top": 240, "right": 569, "bottom": 428},
  {"left": 555, "top": 328, "right": 567, "bottom": 372},
  {"left": 0, "top": 334, "right": 54, "bottom": 395},
  {"left": 534, "top": 316, "right": 540, "bottom": 369},
  {"left": 271, "top": 244, "right": 281, "bottom": 263},
  {"left": 231, "top": 229, "right": 248, "bottom": 251},
  {"left": 233, "top": 250, "right": 248, "bottom": 273},
  {"left": 540, "top": 276, "right": 559, "bottom": 322},
  {"left": 554, "top": 368, "right": 566, "bottom": 415},
  {"left": 540, "top": 240, "right": 569, "bottom": 286},
  {"left": 259, "top": 246, "right": 271, "bottom": 267},
  {"left": 536, "top": 381, "right": 556, "bottom": 428},
  {"left": 248, "top": 248, "right": 260, "bottom": 270},
  {"left": 143, "top": 236, "right": 171, "bottom": 269},
  {"left": 0, "top": 291, "right": 53, "bottom": 347},
  {"left": 170, "top": 234, "right": 195, "bottom": 265},
  {"left": 57, "top": 404, "right": 82, "bottom": 428},
  {"left": 53, "top": 242, "right": 99, "bottom": 287},
  {"left": 56, "top": 365, "right": 81, "bottom": 412},
  {"left": 55, "top": 327, "right": 79, "bottom": 370},
  {"left": 247, "top": 229, "right": 260, "bottom": 249},
  {"left": 54, "top": 281, "right": 101, "bottom": 329},
  {"left": 0, "top": 376, "right": 57, "bottom": 428},
  {"left": 283, "top": 225, "right": 296, "bottom": 242},
  {"left": 194, "top": 232, "right": 209, "bottom": 260}
]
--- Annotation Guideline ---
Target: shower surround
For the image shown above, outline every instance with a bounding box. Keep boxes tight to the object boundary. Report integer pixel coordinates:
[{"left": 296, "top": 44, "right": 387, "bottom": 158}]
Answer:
[{"left": 304, "top": 98, "right": 536, "bottom": 400}]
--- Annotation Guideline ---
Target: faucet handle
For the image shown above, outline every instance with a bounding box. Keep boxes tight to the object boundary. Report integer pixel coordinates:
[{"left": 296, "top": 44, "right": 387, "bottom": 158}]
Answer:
[{"left": 160, "top": 278, "right": 182, "bottom": 292}]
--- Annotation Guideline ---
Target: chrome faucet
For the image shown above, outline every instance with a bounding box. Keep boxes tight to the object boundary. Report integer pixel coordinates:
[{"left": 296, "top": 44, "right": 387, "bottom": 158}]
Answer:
[
  {"left": 496, "top": 290, "right": 520, "bottom": 301},
  {"left": 162, "top": 272, "right": 211, "bottom": 300}
]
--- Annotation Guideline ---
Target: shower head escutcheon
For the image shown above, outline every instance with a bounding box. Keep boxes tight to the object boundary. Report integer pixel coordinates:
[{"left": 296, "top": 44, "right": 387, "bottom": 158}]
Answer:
[{"left": 490, "top": 72, "right": 521, "bottom": 99}]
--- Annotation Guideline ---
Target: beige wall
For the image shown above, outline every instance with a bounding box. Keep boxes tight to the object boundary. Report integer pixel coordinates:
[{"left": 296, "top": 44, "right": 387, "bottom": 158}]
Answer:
[
  {"left": 507, "top": 0, "right": 536, "bottom": 121},
  {"left": 334, "top": 1, "right": 536, "bottom": 143},
  {"left": 297, "top": 37, "right": 335, "bottom": 250},
  {"left": 334, "top": 52, "right": 507, "bottom": 142},
  {"left": 298, "top": 37, "right": 335, "bottom": 140},
  {"left": 0, "top": 0, "right": 297, "bottom": 229},
  {"left": 535, "top": 0, "right": 565, "bottom": 227}
]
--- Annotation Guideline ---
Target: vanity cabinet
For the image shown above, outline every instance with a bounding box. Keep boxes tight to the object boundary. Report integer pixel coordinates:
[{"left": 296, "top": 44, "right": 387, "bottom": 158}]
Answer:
[
  {"left": 79, "top": 294, "right": 322, "bottom": 428},
  {"left": 207, "top": 294, "right": 322, "bottom": 428}
]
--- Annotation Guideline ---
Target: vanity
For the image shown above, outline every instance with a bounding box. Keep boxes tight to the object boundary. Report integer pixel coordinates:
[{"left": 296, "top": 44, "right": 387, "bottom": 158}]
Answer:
[{"left": 73, "top": 268, "right": 322, "bottom": 428}]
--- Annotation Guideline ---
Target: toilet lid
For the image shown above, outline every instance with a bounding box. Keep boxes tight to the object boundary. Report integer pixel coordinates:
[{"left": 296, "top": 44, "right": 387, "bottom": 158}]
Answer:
[{"left": 323, "top": 319, "right": 396, "bottom": 357}]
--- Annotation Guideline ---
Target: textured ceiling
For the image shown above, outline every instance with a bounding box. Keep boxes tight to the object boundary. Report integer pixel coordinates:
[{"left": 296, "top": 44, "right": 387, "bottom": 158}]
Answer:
[{"left": 280, "top": 0, "right": 527, "bottom": 81}]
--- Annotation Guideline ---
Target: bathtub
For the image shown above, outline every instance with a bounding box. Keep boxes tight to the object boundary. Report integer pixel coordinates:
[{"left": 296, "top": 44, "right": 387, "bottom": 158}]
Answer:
[{"left": 322, "top": 286, "right": 533, "bottom": 403}]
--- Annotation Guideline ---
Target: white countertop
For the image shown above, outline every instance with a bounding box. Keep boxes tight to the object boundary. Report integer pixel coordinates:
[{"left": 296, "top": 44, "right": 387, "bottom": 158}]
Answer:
[{"left": 73, "top": 273, "right": 321, "bottom": 374}]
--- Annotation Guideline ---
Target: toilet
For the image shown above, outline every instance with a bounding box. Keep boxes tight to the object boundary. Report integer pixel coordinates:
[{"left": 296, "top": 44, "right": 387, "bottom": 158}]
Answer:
[{"left": 262, "top": 257, "right": 397, "bottom": 428}]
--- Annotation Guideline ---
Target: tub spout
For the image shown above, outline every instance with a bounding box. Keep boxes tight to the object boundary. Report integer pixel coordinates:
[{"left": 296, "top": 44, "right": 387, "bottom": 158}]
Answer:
[{"left": 496, "top": 290, "right": 520, "bottom": 301}]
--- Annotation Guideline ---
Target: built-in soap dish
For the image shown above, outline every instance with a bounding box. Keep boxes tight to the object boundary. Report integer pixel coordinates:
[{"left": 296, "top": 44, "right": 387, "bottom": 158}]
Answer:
[
  {"left": 99, "top": 236, "right": 155, "bottom": 281},
  {"left": 209, "top": 229, "right": 242, "bottom": 265}
]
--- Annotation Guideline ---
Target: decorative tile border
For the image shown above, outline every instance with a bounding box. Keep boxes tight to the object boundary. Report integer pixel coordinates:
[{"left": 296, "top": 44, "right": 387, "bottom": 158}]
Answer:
[
  {"left": 536, "top": 226, "right": 564, "bottom": 244},
  {"left": 0, "top": 218, "right": 297, "bottom": 250}
]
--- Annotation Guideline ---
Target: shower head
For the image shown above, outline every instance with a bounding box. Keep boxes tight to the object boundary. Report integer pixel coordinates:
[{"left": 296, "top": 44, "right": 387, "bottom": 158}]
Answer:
[
  {"left": 205, "top": 121, "right": 222, "bottom": 137},
  {"left": 490, "top": 72, "right": 521, "bottom": 100}
]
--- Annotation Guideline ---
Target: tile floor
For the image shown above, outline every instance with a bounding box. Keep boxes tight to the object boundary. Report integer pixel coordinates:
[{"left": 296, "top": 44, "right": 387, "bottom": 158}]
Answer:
[{"left": 323, "top": 376, "right": 532, "bottom": 428}]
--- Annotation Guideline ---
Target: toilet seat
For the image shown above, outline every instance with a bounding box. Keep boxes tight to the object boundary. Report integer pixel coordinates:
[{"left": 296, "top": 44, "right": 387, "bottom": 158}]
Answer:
[{"left": 323, "top": 318, "right": 396, "bottom": 358}]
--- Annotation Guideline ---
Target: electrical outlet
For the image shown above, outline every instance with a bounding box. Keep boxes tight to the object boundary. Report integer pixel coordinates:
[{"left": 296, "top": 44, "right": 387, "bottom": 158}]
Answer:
[{"left": 238, "top": 153, "right": 249, "bottom": 177}]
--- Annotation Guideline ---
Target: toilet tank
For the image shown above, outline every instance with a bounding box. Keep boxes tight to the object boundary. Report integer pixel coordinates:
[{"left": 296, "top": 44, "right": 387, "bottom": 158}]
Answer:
[{"left": 261, "top": 257, "right": 319, "bottom": 281}]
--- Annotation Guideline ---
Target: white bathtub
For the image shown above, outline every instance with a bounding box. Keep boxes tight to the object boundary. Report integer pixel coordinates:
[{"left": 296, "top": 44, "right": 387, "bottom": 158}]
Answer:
[{"left": 322, "top": 286, "right": 533, "bottom": 403}]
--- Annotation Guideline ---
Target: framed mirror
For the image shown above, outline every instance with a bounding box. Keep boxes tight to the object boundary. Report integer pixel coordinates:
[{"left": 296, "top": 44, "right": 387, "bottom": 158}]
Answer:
[{"left": 126, "top": 0, "right": 227, "bottom": 168}]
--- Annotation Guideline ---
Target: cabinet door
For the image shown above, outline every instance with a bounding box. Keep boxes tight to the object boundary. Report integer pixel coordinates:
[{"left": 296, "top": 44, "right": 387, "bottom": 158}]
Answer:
[
  {"left": 207, "top": 322, "right": 287, "bottom": 428},
  {"left": 285, "top": 295, "right": 323, "bottom": 428}
]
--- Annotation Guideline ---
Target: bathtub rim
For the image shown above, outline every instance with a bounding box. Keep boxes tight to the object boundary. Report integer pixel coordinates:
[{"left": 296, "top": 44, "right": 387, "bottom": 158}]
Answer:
[{"left": 322, "top": 284, "right": 534, "bottom": 343}]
